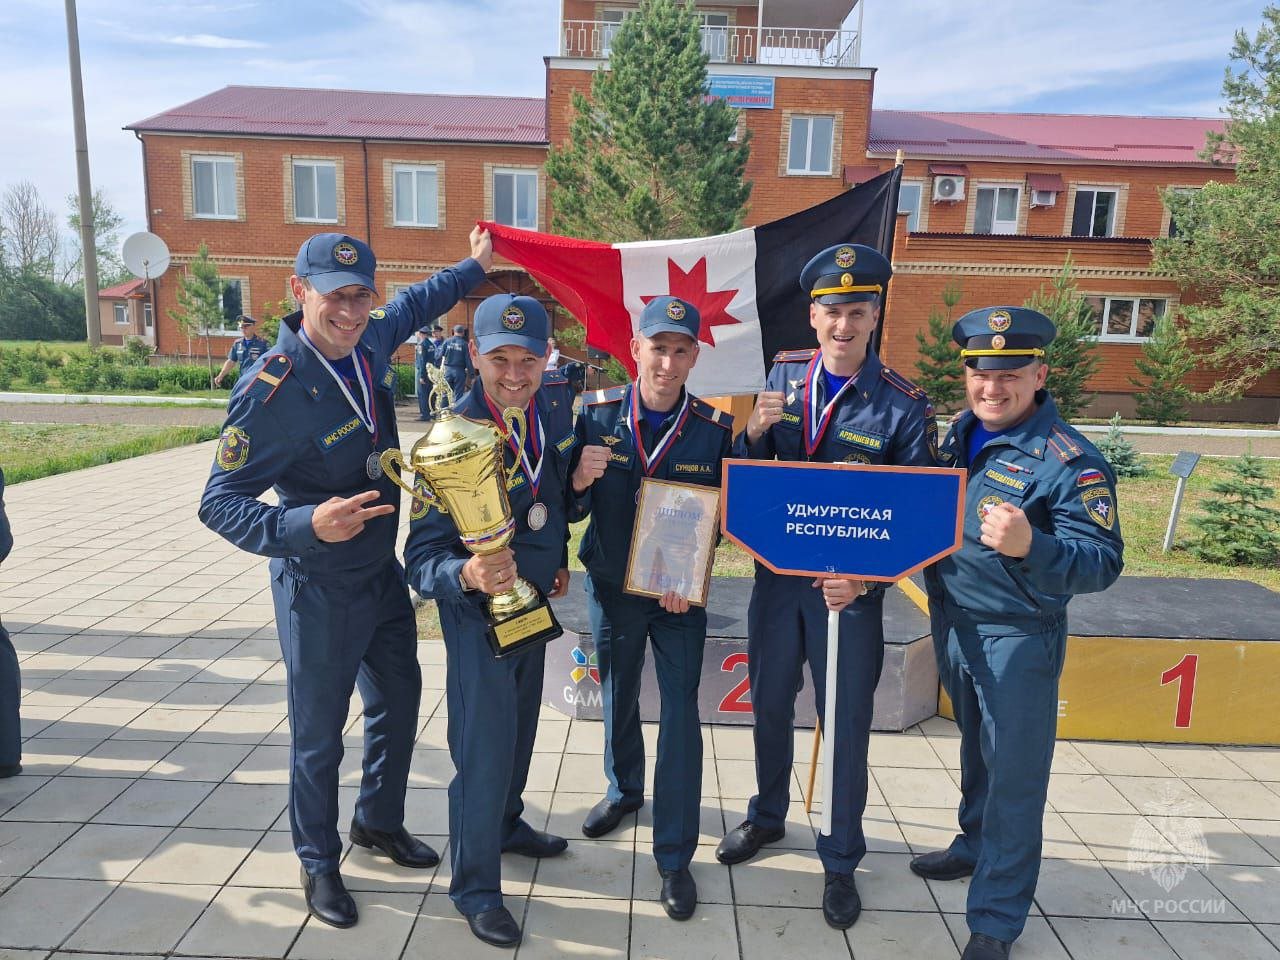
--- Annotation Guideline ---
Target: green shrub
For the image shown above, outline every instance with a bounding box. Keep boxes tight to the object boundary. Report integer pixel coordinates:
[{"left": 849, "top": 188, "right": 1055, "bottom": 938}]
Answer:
[
  {"left": 0, "top": 368, "right": 11, "bottom": 390},
  {"left": 60, "top": 359, "right": 100, "bottom": 392},
  {"left": 395, "top": 364, "right": 416, "bottom": 399},
  {"left": 122, "top": 367, "right": 160, "bottom": 390},
  {"left": 101, "top": 365, "right": 125, "bottom": 389},
  {"left": 20, "top": 360, "right": 47, "bottom": 385},
  {"left": 1190, "top": 452, "right": 1280, "bottom": 565},
  {"left": 123, "top": 337, "right": 154, "bottom": 367},
  {"left": 1095, "top": 413, "right": 1146, "bottom": 478}
]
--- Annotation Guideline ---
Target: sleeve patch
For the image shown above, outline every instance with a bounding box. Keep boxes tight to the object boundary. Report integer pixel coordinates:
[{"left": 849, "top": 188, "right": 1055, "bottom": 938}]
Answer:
[
  {"left": 1077, "top": 468, "right": 1106, "bottom": 487},
  {"left": 216, "top": 426, "right": 251, "bottom": 471},
  {"left": 1081, "top": 487, "right": 1116, "bottom": 529},
  {"left": 410, "top": 477, "right": 433, "bottom": 521},
  {"left": 369, "top": 308, "right": 387, "bottom": 320}
]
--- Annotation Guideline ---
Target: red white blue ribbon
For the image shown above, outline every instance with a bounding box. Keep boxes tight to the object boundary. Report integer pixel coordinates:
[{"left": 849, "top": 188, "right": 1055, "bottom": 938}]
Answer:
[
  {"left": 629, "top": 384, "right": 690, "bottom": 476},
  {"left": 803, "top": 354, "right": 856, "bottom": 457}
]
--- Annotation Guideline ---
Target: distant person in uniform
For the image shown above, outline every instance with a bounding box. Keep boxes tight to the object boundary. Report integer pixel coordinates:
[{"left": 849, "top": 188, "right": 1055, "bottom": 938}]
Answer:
[
  {"left": 440, "top": 323, "right": 474, "bottom": 400},
  {"left": 715, "top": 244, "right": 936, "bottom": 931},
  {"left": 915, "top": 306, "right": 1124, "bottom": 960},
  {"left": 199, "top": 228, "right": 493, "bottom": 930},
  {"left": 413, "top": 327, "right": 433, "bottom": 420},
  {"left": 570, "top": 296, "right": 733, "bottom": 922},
  {"left": 428, "top": 323, "right": 446, "bottom": 364},
  {"left": 213, "top": 315, "right": 270, "bottom": 391},
  {"left": 0, "top": 468, "right": 18, "bottom": 779}
]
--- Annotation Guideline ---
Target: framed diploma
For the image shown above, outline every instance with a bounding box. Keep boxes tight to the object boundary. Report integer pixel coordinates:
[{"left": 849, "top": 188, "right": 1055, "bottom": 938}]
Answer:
[{"left": 624, "top": 477, "right": 721, "bottom": 606}]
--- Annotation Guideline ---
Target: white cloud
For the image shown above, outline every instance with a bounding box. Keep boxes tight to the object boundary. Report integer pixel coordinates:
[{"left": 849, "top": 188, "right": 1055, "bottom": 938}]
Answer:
[{"left": 166, "top": 33, "right": 268, "bottom": 49}]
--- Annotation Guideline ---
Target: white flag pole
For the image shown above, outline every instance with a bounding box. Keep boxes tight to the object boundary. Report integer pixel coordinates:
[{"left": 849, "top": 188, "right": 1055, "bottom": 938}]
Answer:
[{"left": 820, "top": 608, "right": 839, "bottom": 836}]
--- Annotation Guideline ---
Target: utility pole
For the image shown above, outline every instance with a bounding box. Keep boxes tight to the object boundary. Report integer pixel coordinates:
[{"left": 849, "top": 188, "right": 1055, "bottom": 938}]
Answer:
[{"left": 65, "top": 0, "right": 100, "bottom": 347}]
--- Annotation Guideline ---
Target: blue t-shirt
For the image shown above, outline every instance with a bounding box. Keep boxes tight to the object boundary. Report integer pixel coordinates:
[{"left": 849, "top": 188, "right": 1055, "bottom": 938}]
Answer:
[
  {"left": 967, "top": 422, "right": 1009, "bottom": 465},
  {"left": 331, "top": 353, "right": 357, "bottom": 382},
  {"left": 821, "top": 368, "right": 852, "bottom": 401},
  {"left": 640, "top": 402, "right": 671, "bottom": 437}
]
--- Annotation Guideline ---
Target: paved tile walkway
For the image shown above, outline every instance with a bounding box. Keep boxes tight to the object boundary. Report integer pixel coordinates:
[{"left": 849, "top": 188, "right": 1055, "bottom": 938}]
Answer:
[{"left": 2, "top": 438, "right": 1278, "bottom": 960}]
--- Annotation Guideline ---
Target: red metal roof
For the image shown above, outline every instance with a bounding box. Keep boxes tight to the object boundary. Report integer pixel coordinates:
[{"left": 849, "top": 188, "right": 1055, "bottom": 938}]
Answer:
[
  {"left": 98, "top": 279, "right": 146, "bottom": 299},
  {"left": 869, "top": 110, "right": 1227, "bottom": 166},
  {"left": 128, "top": 85, "right": 547, "bottom": 144}
]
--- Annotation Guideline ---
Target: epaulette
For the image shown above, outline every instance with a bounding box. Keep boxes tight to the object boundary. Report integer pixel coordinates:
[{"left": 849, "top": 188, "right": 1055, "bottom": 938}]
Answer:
[
  {"left": 1047, "top": 424, "right": 1085, "bottom": 463},
  {"left": 880, "top": 366, "right": 927, "bottom": 401},
  {"left": 542, "top": 368, "right": 568, "bottom": 386},
  {"left": 245, "top": 354, "right": 291, "bottom": 403},
  {"left": 689, "top": 397, "right": 733, "bottom": 430},
  {"left": 772, "top": 348, "right": 817, "bottom": 363},
  {"left": 585, "top": 385, "right": 627, "bottom": 406}
]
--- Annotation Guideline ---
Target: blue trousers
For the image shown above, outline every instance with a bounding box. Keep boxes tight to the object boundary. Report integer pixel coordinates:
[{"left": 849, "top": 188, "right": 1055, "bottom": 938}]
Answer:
[
  {"left": 439, "top": 598, "right": 545, "bottom": 916},
  {"left": 269, "top": 559, "right": 421, "bottom": 875},
  {"left": 0, "top": 620, "right": 20, "bottom": 768},
  {"left": 746, "top": 566, "right": 884, "bottom": 874},
  {"left": 443, "top": 367, "right": 467, "bottom": 404},
  {"left": 416, "top": 366, "right": 431, "bottom": 419},
  {"left": 586, "top": 575, "right": 705, "bottom": 871},
  {"left": 932, "top": 604, "right": 1066, "bottom": 943}
]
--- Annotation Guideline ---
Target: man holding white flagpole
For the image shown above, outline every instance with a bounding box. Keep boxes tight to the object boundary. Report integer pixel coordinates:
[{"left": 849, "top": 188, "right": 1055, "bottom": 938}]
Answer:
[{"left": 715, "top": 243, "right": 936, "bottom": 930}]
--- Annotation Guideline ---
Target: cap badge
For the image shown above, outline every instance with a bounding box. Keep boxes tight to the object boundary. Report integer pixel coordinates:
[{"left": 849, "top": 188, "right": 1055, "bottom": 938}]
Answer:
[
  {"left": 834, "top": 246, "right": 856, "bottom": 268},
  {"left": 333, "top": 242, "right": 359, "bottom": 266},
  {"left": 665, "top": 300, "right": 686, "bottom": 321},
  {"left": 501, "top": 305, "right": 525, "bottom": 330},
  {"left": 987, "top": 310, "right": 1012, "bottom": 332},
  {"left": 840, "top": 272, "right": 854, "bottom": 288},
  {"left": 991, "top": 334, "right": 1006, "bottom": 350}
]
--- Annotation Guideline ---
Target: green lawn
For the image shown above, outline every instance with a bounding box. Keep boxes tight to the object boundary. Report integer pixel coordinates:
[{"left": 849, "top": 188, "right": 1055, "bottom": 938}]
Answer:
[{"left": 0, "top": 423, "right": 220, "bottom": 484}]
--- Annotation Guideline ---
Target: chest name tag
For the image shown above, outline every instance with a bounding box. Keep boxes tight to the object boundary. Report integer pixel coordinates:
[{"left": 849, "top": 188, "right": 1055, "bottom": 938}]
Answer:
[
  {"left": 671, "top": 460, "right": 715, "bottom": 478},
  {"left": 556, "top": 433, "right": 577, "bottom": 455},
  {"left": 608, "top": 449, "right": 634, "bottom": 469},
  {"left": 984, "top": 469, "right": 1028, "bottom": 493},
  {"left": 381, "top": 366, "right": 395, "bottom": 390},
  {"left": 507, "top": 472, "right": 527, "bottom": 492},
  {"left": 836, "top": 429, "right": 885, "bottom": 451},
  {"left": 318, "top": 415, "right": 365, "bottom": 451},
  {"left": 779, "top": 410, "right": 801, "bottom": 429}
]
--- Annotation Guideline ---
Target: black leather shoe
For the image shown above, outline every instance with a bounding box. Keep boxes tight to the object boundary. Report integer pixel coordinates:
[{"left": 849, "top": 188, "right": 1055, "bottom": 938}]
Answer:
[
  {"left": 0, "top": 763, "right": 20, "bottom": 779},
  {"left": 349, "top": 820, "right": 440, "bottom": 869},
  {"left": 581, "top": 796, "right": 643, "bottom": 838},
  {"left": 909, "top": 848, "right": 975, "bottom": 881},
  {"left": 300, "top": 867, "right": 357, "bottom": 928},
  {"left": 822, "top": 871, "right": 861, "bottom": 929},
  {"left": 466, "top": 906, "right": 521, "bottom": 948},
  {"left": 961, "top": 933, "right": 1011, "bottom": 960},
  {"left": 502, "top": 826, "right": 568, "bottom": 858},
  {"left": 715, "top": 820, "right": 785, "bottom": 865},
  {"left": 659, "top": 866, "right": 697, "bottom": 920}
]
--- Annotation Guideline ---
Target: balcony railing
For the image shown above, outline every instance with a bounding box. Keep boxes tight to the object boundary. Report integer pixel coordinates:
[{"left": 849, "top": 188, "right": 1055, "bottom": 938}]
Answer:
[{"left": 561, "top": 20, "right": 860, "bottom": 68}]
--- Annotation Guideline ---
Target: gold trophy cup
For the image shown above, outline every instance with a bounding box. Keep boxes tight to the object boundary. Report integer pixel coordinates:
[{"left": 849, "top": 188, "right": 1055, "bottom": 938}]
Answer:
[{"left": 381, "top": 366, "right": 562, "bottom": 658}]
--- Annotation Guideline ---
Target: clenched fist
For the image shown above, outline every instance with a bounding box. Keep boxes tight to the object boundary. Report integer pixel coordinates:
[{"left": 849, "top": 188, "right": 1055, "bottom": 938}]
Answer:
[
  {"left": 572, "top": 444, "right": 611, "bottom": 493},
  {"left": 980, "top": 501, "right": 1033, "bottom": 559},
  {"left": 746, "top": 391, "right": 786, "bottom": 443}
]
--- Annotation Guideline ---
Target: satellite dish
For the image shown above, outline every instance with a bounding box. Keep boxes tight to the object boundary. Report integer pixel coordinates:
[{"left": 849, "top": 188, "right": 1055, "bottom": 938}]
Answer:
[{"left": 122, "top": 231, "right": 171, "bottom": 280}]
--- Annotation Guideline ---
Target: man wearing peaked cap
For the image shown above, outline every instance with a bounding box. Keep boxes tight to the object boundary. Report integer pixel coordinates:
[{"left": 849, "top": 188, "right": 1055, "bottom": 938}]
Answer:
[
  {"left": 213, "top": 314, "right": 271, "bottom": 393},
  {"left": 439, "top": 322, "right": 475, "bottom": 401},
  {"left": 199, "top": 228, "right": 493, "bottom": 930},
  {"left": 716, "top": 244, "right": 937, "bottom": 930},
  {"left": 404, "top": 292, "right": 578, "bottom": 949},
  {"left": 915, "top": 306, "right": 1123, "bottom": 960},
  {"left": 569, "top": 295, "right": 734, "bottom": 922}
]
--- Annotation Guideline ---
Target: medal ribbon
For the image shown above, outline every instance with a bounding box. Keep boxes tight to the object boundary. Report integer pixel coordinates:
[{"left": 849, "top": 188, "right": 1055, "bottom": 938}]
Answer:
[
  {"left": 629, "top": 385, "right": 690, "bottom": 476},
  {"left": 803, "top": 354, "right": 857, "bottom": 457},
  {"left": 297, "top": 328, "right": 379, "bottom": 444},
  {"left": 484, "top": 394, "right": 545, "bottom": 498}
]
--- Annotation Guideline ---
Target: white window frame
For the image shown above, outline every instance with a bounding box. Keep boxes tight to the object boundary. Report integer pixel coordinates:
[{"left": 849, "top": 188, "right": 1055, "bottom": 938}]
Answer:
[
  {"left": 292, "top": 159, "right": 338, "bottom": 224},
  {"left": 601, "top": 8, "right": 634, "bottom": 55},
  {"left": 491, "top": 168, "right": 540, "bottom": 230},
  {"left": 191, "top": 155, "right": 238, "bottom": 219},
  {"left": 1072, "top": 188, "right": 1119, "bottom": 237},
  {"left": 787, "top": 115, "right": 835, "bottom": 176},
  {"left": 143, "top": 303, "right": 153, "bottom": 328},
  {"left": 201, "top": 278, "right": 248, "bottom": 337},
  {"left": 974, "top": 184, "right": 1021, "bottom": 235},
  {"left": 898, "top": 181, "right": 924, "bottom": 232},
  {"left": 699, "top": 11, "right": 730, "bottom": 62},
  {"left": 392, "top": 163, "right": 440, "bottom": 228},
  {"left": 1083, "top": 295, "right": 1168, "bottom": 342},
  {"left": 113, "top": 303, "right": 129, "bottom": 325}
]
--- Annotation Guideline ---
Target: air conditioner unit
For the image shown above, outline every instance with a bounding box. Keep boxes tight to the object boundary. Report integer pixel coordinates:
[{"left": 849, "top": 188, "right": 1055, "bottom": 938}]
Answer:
[
  {"left": 932, "top": 175, "right": 965, "bottom": 202},
  {"left": 1031, "top": 189, "right": 1057, "bottom": 207}
]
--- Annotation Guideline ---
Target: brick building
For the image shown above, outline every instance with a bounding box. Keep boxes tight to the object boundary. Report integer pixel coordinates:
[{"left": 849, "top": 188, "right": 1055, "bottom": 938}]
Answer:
[{"left": 125, "top": 0, "right": 1278, "bottom": 420}]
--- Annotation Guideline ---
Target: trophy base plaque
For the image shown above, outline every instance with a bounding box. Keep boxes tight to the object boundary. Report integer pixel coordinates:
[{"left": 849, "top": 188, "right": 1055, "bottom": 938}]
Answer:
[{"left": 485, "top": 587, "right": 564, "bottom": 659}]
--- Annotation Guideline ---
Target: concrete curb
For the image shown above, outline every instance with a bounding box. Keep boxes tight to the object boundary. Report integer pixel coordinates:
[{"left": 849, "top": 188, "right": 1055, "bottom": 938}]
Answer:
[{"left": 0, "top": 391, "right": 227, "bottom": 408}]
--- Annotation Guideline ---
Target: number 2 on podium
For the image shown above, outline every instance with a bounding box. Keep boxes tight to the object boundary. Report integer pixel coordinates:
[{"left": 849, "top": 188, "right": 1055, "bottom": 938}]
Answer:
[{"left": 1160, "top": 653, "right": 1198, "bottom": 729}]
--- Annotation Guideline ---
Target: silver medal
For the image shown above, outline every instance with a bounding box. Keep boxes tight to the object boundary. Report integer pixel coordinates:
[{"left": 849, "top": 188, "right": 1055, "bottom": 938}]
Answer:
[
  {"left": 366, "top": 452, "right": 384, "bottom": 480},
  {"left": 527, "top": 502, "right": 548, "bottom": 531}
]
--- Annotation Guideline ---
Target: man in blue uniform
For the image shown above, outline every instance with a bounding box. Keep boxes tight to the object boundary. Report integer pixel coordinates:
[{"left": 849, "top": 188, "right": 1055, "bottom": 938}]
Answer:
[
  {"left": 0, "top": 467, "right": 18, "bottom": 779},
  {"left": 413, "top": 327, "right": 434, "bottom": 420},
  {"left": 569, "top": 296, "right": 734, "bottom": 921},
  {"left": 914, "top": 307, "right": 1124, "bottom": 960},
  {"left": 212, "top": 315, "right": 270, "bottom": 390},
  {"left": 439, "top": 322, "right": 474, "bottom": 400},
  {"left": 715, "top": 244, "right": 936, "bottom": 930},
  {"left": 404, "top": 294, "right": 575, "bottom": 949},
  {"left": 199, "top": 228, "right": 492, "bottom": 929},
  {"left": 428, "top": 323, "right": 446, "bottom": 364}
]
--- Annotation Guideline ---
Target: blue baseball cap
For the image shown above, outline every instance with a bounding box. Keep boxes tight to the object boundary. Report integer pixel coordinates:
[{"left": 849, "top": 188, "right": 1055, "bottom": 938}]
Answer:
[
  {"left": 473, "top": 294, "right": 549, "bottom": 354},
  {"left": 800, "top": 243, "right": 892, "bottom": 305},
  {"left": 295, "top": 233, "right": 376, "bottom": 294},
  {"left": 952, "top": 306, "right": 1057, "bottom": 370},
  {"left": 638, "top": 296, "right": 701, "bottom": 340}
]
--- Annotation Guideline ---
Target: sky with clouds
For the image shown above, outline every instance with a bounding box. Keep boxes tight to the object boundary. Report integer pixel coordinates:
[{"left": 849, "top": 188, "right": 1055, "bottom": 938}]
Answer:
[{"left": 0, "top": 0, "right": 1266, "bottom": 250}]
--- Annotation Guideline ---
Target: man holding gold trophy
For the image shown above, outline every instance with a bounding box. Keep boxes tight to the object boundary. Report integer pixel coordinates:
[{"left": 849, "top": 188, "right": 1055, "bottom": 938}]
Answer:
[
  {"left": 199, "top": 228, "right": 492, "bottom": 929},
  {"left": 401, "top": 293, "right": 576, "bottom": 949}
]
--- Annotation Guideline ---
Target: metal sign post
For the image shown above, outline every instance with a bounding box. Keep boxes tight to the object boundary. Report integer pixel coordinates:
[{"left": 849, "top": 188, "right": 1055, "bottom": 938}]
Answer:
[{"left": 1162, "top": 451, "right": 1202, "bottom": 553}]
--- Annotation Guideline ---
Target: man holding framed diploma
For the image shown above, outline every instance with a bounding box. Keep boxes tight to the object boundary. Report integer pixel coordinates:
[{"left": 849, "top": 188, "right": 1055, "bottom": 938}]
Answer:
[{"left": 569, "top": 296, "right": 734, "bottom": 921}]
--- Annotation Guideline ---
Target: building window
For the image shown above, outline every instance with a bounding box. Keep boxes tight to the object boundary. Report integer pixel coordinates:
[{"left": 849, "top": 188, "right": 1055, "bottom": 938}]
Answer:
[
  {"left": 293, "top": 160, "right": 338, "bottom": 223},
  {"left": 787, "top": 115, "right": 834, "bottom": 175},
  {"left": 113, "top": 303, "right": 129, "bottom": 325},
  {"left": 192, "top": 155, "right": 237, "bottom": 219},
  {"left": 202, "top": 279, "right": 247, "bottom": 336},
  {"left": 601, "top": 9, "right": 633, "bottom": 54},
  {"left": 1084, "top": 295, "right": 1166, "bottom": 340},
  {"left": 974, "top": 185, "right": 1020, "bottom": 234},
  {"left": 898, "top": 182, "right": 923, "bottom": 232},
  {"left": 1072, "top": 189, "right": 1118, "bottom": 237},
  {"left": 143, "top": 303, "right": 153, "bottom": 327},
  {"left": 393, "top": 164, "right": 439, "bottom": 227},
  {"left": 492, "top": 169, "right": 539, "bottom": 230},
  {"left": 700, "top": 12, "right": 730, "bottom": 62}
]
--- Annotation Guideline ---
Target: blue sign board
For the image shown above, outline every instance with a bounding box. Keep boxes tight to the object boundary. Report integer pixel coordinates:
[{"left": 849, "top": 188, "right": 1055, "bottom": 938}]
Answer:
[
  {"left": 722, "top": 461, "right": 966, "bottom": 581},
  {"left": 704, "top": 75, "right": 775, "bottom": 109}
]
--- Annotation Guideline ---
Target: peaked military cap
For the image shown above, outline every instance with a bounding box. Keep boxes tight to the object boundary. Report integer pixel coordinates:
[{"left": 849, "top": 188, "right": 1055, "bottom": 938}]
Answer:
[
  {"left": 473, "top": 294, "right": 549, "bottom": 354},
  {"left": 800, "top": 243, "right": 892, "bottom": 304},
  {"left": 952, "top": 306, "right": 1057, "bottom": 370},
  {"left": 638, "top": 296, "right": 701, "bottom": 340},
  {"left": 295, "top": 233, "right": 376, "bottom": 294}
]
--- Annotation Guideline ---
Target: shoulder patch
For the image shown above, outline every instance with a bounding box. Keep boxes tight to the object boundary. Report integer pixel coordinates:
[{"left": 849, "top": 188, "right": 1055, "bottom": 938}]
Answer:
[
  {"left": 880, "top": 366, "right": 927, "bottom": 400},
  {"left": 689, "top": 397, "right": 733, "bottom": 429},
  {"left": 215, "top": 425, "right": 251, "bottom": 471},
  {"left": 369, "top": 308, "right": 386, "bottom": 320},
  {"left": 1048, "top": 425, "right": 1085, "bottom": 464},
  {"left": 586, "top": 385, "right": 627, "bottom": 406},
  {"left": 772, "top": 348, "right": 817, "bottom": 363},
  {"left": 542, "top": 369, "right": 568, "bottom": 385},
  {"left": 245, "top": 354, "right": 291, "bottom": 403}
]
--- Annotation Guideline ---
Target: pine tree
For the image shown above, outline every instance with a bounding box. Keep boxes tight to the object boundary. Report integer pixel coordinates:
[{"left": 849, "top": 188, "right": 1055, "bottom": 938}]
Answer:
[
  {"left": 1130, "top": 312, "right": 1194, "bottom": 425},
  {"left": 913, "top": 281, "right": 964, "bottom": 413},
  {"left": 1190, "top": 451, "right": 1280, "bottom": 565},
  {"left": 1095, "top": 413, "right": 1147, "bottom": 478},
  {"left": 167, "top": 242, "right": 222, "bottom": 381},
  {"left": 1024, "top": 255, "right": 1101, "bottom": 420}
]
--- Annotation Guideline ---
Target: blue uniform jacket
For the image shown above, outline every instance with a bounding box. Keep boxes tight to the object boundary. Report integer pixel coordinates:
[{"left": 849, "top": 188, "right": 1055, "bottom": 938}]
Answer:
[
  {"left": 740, "top": 349, "right": 936, "bottom": 467},
  {"left": 198, "top": 258, "right": 487, "bottom": 576},
  {"left": 404, "top": 370, "right": 578, "bottom": 603},
  {"left": 439, "top": 336, "right": 473, "bottom": 374},
  {"left": 924, "top": 391, "right": 1124, "bottom": 626},
  {"left": 571, "top": 384, "right": 734, "bottom": 587},
  {"left": 228, "top": 336, "right": 270, "bottom": 377},
  {"left": 415, "top": 339, "right": 435, "bottom": 373}
]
